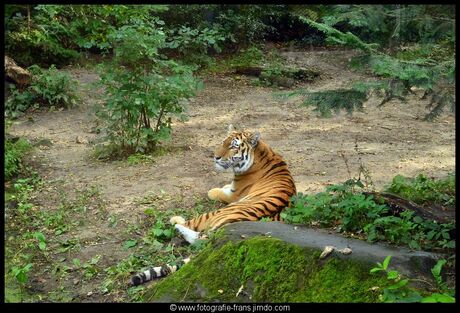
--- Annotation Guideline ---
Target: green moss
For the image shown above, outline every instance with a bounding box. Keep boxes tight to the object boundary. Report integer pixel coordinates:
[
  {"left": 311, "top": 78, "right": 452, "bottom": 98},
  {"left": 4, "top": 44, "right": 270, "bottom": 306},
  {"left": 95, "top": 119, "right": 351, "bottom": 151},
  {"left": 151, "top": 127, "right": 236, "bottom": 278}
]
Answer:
[{"left": 145, "top": 236, "right": 388, "bottom": 302}]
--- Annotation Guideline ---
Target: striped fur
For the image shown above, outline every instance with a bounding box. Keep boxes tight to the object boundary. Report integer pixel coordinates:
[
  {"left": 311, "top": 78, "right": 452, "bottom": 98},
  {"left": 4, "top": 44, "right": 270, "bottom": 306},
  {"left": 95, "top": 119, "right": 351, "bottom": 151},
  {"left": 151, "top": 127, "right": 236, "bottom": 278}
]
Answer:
[
  {"left": 173, "top": 124, "right": 297, "bottom": 233},
  {"left": 130, "top": 258, "right": 190, "bottom": 286},
  {"left": 130, "top": 125, "right": 296, "bottom": 285}
]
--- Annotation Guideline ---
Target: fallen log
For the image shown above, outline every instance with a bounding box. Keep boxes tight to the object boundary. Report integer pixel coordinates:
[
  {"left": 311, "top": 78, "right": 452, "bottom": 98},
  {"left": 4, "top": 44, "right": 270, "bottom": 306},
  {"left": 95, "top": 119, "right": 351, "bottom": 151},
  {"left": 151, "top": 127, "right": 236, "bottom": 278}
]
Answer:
[
  {"left": 233, "top": 65, "right": 320, "bottom": 83},
  {"left": 5, "top": 56, "right": 31, "bottom": 88},
  {"left": 364, "top": 191, "right": 455, "bottom": 225}
]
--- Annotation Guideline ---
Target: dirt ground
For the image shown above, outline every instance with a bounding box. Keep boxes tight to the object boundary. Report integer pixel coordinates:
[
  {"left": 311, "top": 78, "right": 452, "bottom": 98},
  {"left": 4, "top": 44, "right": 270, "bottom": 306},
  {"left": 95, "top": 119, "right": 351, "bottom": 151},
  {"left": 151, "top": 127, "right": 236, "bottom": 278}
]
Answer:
[{"left": 8, "top": 47, "right": 456, "bottom": 301}]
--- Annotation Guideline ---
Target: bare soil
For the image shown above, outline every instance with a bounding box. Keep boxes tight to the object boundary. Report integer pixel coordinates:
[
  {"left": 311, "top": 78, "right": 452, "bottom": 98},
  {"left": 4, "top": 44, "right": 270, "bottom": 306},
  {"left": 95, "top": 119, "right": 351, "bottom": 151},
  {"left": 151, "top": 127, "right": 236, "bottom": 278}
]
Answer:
[{"left": 8, "top": 47, "right": 455, "bottom": 302}]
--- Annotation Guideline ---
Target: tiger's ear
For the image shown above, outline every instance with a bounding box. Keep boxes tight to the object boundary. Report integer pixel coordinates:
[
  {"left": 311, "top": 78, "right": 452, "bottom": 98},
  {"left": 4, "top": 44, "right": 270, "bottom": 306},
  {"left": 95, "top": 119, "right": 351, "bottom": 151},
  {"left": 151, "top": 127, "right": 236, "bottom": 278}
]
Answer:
[
  {"left": 249, "top": 131, "right": 260, "bottom": 147},
  {"left": 227, "top": 124, "right": 235, "bottom": 134}
]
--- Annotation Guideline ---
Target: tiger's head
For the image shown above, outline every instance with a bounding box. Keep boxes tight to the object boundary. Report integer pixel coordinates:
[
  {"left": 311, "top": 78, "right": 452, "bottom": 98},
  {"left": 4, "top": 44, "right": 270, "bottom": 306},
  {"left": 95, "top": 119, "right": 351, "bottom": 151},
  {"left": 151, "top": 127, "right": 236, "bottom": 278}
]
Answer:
[{"left": 213, "top": 124, "right": 260, "bottom": 174}]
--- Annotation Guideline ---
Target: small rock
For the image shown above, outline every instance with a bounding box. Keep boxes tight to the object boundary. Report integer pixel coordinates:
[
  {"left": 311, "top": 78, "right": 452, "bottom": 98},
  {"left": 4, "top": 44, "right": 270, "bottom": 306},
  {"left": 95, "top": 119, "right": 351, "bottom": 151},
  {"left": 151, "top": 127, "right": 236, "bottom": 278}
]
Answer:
[
  {"left": 76, "top": 136, "right": 87, "bottom": 144},
  {"left": 218, "top": 289, "right": 224, "bottom": 294},
  {"left": 34, "top": 138, "right": 53, "bottom": 147},
  {"left": 319, "top": 245, "right": 335, "bottom": 259},
  {"left": 369, "top": 286, "right": 380, "bottom": 292},
  {"left": 73, "top": 279, "right": 79, "bottom": 285},
  {"left": 338, "top": 247, "right": 352, "bottom": 255}
]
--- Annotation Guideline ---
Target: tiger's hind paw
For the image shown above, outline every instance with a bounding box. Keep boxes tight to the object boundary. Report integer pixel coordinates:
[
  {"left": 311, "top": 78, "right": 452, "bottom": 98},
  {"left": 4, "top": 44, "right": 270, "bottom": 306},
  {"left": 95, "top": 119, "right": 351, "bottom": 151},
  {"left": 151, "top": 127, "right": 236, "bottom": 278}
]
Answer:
[
  {"left": 175, "top": 224, "right": 200, "bottom": 244},
  {"left": 170, "top": 216, "right": 186, "bottom": 225}
]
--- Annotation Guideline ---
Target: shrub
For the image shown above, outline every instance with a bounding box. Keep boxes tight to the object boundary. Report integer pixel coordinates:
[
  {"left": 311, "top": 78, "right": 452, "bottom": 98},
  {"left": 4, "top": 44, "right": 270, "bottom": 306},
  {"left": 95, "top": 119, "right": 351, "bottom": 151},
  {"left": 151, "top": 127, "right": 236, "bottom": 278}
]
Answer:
[
  {"left": 6, "top": 65, "right": 79, "bottom": 118},
  {"left": 97, "top": 21, "right": 201, "bottom": 156},
  {"left": 283, "top": 179, "right": 388, "bottom": 232},
  {"left": 283, "top": 175, "right": 455, "bottom": 251},
  {"left": 386, "top": 173, "right": 455, "bottom": 206},
  {"left": 5, "top": 135, "right": 32, "bottom": 181},
  {"left": 5, "top": 5, "right": 80, "bottom": 67},
  {"left": 166, "top": 25, "right": 228, "bottom": 66}
]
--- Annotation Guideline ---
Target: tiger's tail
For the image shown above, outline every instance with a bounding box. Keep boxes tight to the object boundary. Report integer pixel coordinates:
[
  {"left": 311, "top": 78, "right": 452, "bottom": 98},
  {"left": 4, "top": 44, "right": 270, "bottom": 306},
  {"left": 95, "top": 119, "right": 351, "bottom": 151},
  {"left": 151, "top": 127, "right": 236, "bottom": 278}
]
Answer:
[{"left": 130, "top": 257, "right": 191, "bottom": 286}]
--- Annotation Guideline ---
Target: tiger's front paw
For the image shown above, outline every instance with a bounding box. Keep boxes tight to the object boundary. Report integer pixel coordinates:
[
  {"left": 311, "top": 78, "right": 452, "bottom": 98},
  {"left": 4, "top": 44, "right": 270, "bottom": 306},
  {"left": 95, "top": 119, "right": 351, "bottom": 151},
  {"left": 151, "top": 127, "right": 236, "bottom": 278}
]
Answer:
[
  {"left": 175, "top": 224, "right": 200, "bottom": 244},
  {"left": 207, "top": 188, "right": 222, "bottom": 201},
  {"left": 170, "top": 216, "right": 186, "bottom": 225}
]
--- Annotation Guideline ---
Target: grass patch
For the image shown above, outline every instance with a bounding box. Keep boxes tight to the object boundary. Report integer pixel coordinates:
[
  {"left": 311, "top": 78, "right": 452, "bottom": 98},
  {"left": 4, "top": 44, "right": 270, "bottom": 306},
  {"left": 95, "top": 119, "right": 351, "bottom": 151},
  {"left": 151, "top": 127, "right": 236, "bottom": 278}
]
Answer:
[
  {"left": 100, "top": 193, "right": 222, "bottom": 302},
  {"left": 4, "top": 171, "right": 107, "bottom": 302},
  {"left": 385, "top": 173, "right": 455, "bottom": 207},
  {"left": 5, "top": 130, "right": 33, "bottom": 181}
]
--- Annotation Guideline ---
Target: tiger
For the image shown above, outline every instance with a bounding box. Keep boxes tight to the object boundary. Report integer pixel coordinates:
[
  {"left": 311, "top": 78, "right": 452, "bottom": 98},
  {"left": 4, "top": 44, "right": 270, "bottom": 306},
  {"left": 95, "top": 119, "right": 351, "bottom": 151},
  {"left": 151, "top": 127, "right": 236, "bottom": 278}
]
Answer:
[{"left": 130, "top": 124, "right": 296, "bottom": 286}]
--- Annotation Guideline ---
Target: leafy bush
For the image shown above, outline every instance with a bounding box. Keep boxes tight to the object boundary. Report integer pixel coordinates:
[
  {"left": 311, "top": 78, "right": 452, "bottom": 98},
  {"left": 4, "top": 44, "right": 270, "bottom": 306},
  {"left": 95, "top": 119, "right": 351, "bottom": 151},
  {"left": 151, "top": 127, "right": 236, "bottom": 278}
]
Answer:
[
  {"left": 229, "top": 46, "right": 265, "bottom": 68},
  {"left": 289, "top": 9, "right": 455, "bottom": 120},
  {"left": 97, "top": 21, "right": 201, "bottom": 156},
  {"left": 69, "top": 5, "right": 169, "bottom": 53},
  {"left": 166, "top": 25, "right": 228, "bottom": 66},
  {"left": 5, "top": 136, "right": 32, "bottom": 181},
  {"left": 283, "top": 175, "right": 456, "bottom": 251},
  {"left": 386, "top": 173, "right": 455, "bottom": 206},
  {"left": 5, "top": 5, "right": 80, "bottom": 67},
  {"left": 284, "top": 88, "right": 368, "bottom": 117},
  {"left": 5, "top": 5, "right": 170, "bottom": 66},
  {"left": 371, "top": 256, "right": 455, "bottom": 303},
  {"left": 6, "top": 65, "right": 79, "bottom": 118},
  {"left": 364, "top": 210, "right": 455, "bottom": 250},
  {"left": 283, "top": 179, "right": 388, "bottom": 232},
  {"left": 320, "top": 5, "right": 455, "bottom": 47}
]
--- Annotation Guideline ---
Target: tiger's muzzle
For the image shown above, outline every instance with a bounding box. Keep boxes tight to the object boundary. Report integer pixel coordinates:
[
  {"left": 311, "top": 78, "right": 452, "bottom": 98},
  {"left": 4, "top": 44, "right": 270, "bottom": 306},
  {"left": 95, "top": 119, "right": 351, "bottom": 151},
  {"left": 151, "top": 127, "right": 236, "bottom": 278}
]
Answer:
[{"left": 214, "top": 156, "right": 231, "bottom": 171}]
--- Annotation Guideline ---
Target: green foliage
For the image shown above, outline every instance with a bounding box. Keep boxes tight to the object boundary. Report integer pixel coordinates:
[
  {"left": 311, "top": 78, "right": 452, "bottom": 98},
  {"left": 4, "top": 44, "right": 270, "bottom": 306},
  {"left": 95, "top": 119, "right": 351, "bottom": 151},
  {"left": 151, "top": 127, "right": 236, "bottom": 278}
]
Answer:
[
  {"left": 33, "top": 232, "right": 47, "bottom": 251},
  {"left": 11, "top": 263, "right": 33, "bottom": 285},
  {"left": 320, "top": 5, "right": 455, "bottom": 47},
  {"left": 146, "top": 218, "right": 175, "bottom": 243},
  {"left": 166, "top": 25, "right": 228, "bottom": 66},
  {"left": 73, "top": 255, "right": 102, "bottom": 280},
  {"left": 294, "top": 8, "right": 455, "bottom": 120},
  {"left": 4, "top": 5, "right": 170, "bottom": 66},
  {"left": 229, "top": 46, "right": 265, "bottom": 68},
  {"left": 126, "top": 153, "right": 156, "bottom": 165},
  {"left": 70, "top": 5, "right": 169, "bottom": 53},
  {"left": 6, "top": 65, "right": 79, "bottom": 118},
  {"left": 286, "top": 88, "right": 368, "bottom": 117},
  {"left": 370, "top": 256, "right": 455, "bottom": 303},
  {"left": 386, "top": 173, "right": 455, "bottom": 206},
  {"left": 363, "top": 210, "right": 455, "bottom": 250},
  {"left": 283, "top": 179, "right": 387, "bottom": 232},
  {"left": 283, "top": 175, "right": 456, "bottom": 251},
  {"left": 97, "top": 21, "right": 201, "bottom": 156},
  {"left": 4, "top": 136, "right": 32, "bottom": 181},
  {"left": 5, "top": 5, "right": 80, "bottom": 67},
  {"left": 300, "top": 16, "right": 379, "bottom": 52}
]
